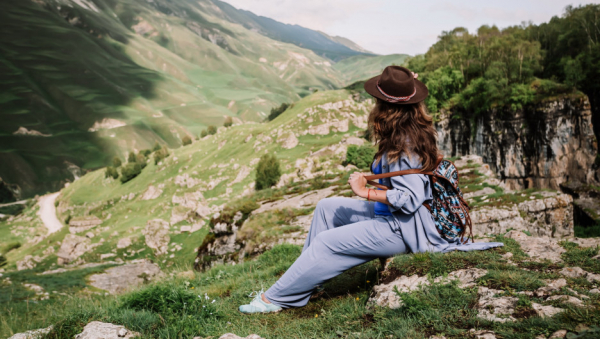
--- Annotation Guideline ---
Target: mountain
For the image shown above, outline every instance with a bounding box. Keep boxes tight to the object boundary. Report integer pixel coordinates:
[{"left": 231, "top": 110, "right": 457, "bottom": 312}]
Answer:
[
  {"left": 333, "top": 54, "right": 410, "bottom": 85},
  {"left": 207, "top": 0, "right": 373, "bottom": 61},
  {"left": 0, "top": 0, "right": 384, "bottom": 199}
]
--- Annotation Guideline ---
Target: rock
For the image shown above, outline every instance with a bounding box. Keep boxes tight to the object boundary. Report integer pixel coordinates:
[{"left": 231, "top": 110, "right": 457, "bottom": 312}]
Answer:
[
  {"left": 252, "top": 186, "right": 337, "bottom": 214},
  {"left": 117, "top": 237, "right": 132, "bottom": 249},
  {"left": 174, "top": 174, "right": 201, "bottom": 188},
  {"left": 100, "top": 253, "right": 116, "bottom": 260},
  {"left": 437, "top": 268, "right": 487, "bottom": 288},
  {"left": 230, "top": 165, "right": 251, "bottom": 185},
  {"left": 532, "top": 303, "right": 564, "bottom": 318},
  {"left": 171, "top": 206, "right": 190, "bottom": 225},
  {"left": 369, "top": 274, "right": 430, "bottom": 309},
  {"left": 218, "top": 334, "right": 265, "bottom": 339},
  {"left": 57, "top": 234, "right": 91, "bottom": 265},
  {"left": 468, "top": 329, "right": 497, "bottom": 339},
  {"left": 559, "top": 267, "right": 600, "bottom": 283},
  {"left": 277, "top": 132, "right": 298, "bottom": 149},
  {"left": 548, "top": 330, "right": 567, "bottom": 339},
  {"left": 74, "top": 321, "right": 140, "bottom": 338},
  {"left": 454, "top": 155, "right": 484, "bottom": 168},
  {"left": 88, "top": 259, "right": 162, "bottom": 294},
  {"left": 7, "top": 326, "right": 53, "bottom": 339},
  {"left": 536, "top": 279, "right": 567, "bottom": 296},
  {"left": 589, "top": 288, "right": 600, "bottom": 294},
  {"left": 476, "top": 287, "right": 517, "bottom": 322},
  {"left": 69, "top": 216, "right": 103, "bottom": 234},
  {"left": 504, "top": 230, "right": 566, "bottom": 262},
  {"left": 517, "top": 194, "right": 573, "bottom": 237},
  {"left": 17, "top": 255, "right": 37, "bottom": 271},
  {"left": 141, "top": 185, "right": 163, "bottom": 200},
  {"left": 341, "top": 136, "right": 365, "bottom": 146},
  {"left": 142, "top": 219, "right": 170, "bottom": 255},
  {"left": 13, "top": 127, "right": 51, "bottom": 137},
  {"left": 546, "top": 295, "right": 585, "bottom": 307}
]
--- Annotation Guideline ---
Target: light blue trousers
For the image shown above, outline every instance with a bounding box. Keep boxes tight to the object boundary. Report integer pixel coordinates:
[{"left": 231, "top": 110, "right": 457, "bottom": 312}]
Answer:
[{"left": 264, "top": 197, "right": 407, "bottom": 308}]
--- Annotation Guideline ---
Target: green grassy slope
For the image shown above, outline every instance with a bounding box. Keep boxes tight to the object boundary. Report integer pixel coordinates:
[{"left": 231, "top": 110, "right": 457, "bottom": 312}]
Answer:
[
  {"left": 0, "top": 0, "right": 353, "bottom": 198},
  {"left": 333, "top": 54, "right": 411, "bottom": 86}
]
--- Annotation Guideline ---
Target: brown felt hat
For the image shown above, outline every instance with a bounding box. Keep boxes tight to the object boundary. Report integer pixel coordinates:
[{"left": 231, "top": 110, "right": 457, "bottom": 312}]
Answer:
[{"left": 364, "top": 65, "right": 428, "bottom": 105}]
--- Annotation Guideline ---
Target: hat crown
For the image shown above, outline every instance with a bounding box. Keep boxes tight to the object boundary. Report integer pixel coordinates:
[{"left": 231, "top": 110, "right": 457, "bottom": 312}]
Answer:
[{"left": 378, "top": 66, "right": 415, "bottom": 98}]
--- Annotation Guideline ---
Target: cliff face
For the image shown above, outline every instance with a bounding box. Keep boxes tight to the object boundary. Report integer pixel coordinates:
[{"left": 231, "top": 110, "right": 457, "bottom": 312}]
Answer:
[{"left": 436, "top": 95, "right": 597, "bottom": 190}]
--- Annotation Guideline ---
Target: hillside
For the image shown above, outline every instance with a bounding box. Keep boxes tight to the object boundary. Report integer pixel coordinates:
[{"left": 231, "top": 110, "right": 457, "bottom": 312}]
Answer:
[
  {"left": 2, "top": 86, "right": 599, "bottom": 338},
  {"left": 333, "top": 54, "right": 411, "bottom": 85},
  {"left": 0, "top": 0, "right": 388, "bottom": 198}
]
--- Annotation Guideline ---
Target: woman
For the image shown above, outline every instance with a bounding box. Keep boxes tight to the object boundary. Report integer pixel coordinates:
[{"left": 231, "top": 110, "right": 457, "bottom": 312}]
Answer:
[{"left": 239, "top": 66, "right": 503, "bottom": 313}]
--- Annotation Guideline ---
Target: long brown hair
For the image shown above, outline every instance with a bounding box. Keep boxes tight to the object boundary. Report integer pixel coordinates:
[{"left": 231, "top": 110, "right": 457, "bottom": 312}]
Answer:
[{"left": 368, "top": 99, "right": 439, "bottom": 171}]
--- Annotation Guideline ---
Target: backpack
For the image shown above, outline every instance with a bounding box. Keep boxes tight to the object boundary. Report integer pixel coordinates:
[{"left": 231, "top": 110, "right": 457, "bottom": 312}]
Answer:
[{"left": 364, "top": 155, "right": 473, "bottom": 244}]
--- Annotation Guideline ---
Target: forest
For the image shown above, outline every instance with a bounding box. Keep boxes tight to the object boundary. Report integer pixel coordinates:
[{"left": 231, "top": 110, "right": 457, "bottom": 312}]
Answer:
[{"left": 407, "top": 4, "right": 600, "bottom": 137}]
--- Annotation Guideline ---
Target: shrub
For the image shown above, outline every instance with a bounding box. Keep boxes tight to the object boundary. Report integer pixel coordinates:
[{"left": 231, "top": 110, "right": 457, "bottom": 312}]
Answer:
[
  {"left": 105, "top": 166, "right": 119, "bottom": 179},
  {"left": 153, "top": 146, "right": 169, "bottom": 165},
  {"left": 127, "top": 151, "right": 136, "bottom": 163},
  {"left": 135, "top": 153, "right": 147, "bottom": 169},
  {"left": 120, "top": 163, "right": 142, "bottom": 183},
  {"left": 267, "top": 103, "right": 289, "bottom": 121},
  {"left": 1, "top": 241, "right": 21, "bottom": 254},
  {"left": 152, "top": 141, "right": 162, "bottom": 152},
  {"left": 200, "top": 129, "right": 208, "bottom": 138},
  {"left": 344, "top": 144, "right": 376, "bottom": 170},
  {"left": 182, "top": 135, "right": 192, "bottom": 146},
  {"left": 112, "top": 157, "right": 122, "bottom": 168},
  {"left": 139, "top": 149, "right": 152, "bottom": 157},
  {"left": 223, "top": 116, "right": 233, "bottom": 127},
  {"left": 255, "top": 154, "right": 281, "bottom": 190},
  {"left": 0, "top": 255, "right": 6, "bottom": 268},
  {"left": 207, "top": 125, "right": 217, "bottom": 135},
  {"left": 120, "top": 283, "right": 216, "bottom": 318}
]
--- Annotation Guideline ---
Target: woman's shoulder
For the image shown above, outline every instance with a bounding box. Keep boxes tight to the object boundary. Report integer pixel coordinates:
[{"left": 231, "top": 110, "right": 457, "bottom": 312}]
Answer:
[{"left": 385, "top": 152, "right": 423, "bottom": 170}]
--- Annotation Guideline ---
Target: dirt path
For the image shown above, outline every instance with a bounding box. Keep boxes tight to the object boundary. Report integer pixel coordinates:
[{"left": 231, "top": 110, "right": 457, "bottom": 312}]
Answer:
[{"left": 37, "top": 192, "right": 63, "bottom": 234}]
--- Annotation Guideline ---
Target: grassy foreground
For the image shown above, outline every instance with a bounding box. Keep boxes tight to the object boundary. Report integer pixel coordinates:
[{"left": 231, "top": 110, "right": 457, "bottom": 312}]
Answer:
[{"left": 2, "top": 234, "right": 600, "bottom": 338}]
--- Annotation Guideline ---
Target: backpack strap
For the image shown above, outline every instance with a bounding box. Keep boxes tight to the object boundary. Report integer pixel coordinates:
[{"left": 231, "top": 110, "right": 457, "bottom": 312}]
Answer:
[{"left": 363, "top": 154, "right": 443, "bottom": 190}]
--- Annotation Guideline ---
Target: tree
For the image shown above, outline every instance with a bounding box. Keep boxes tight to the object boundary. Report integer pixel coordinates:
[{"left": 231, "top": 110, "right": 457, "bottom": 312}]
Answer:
[
  {"left": 136, "top": 153, "right": 147, "bottom": 169},
  {"left": 207, "top": 125, "right": 217, "bottom": 135},
  {"left": 120, "top": 163, "right": 142, "bottom": 183},
  {"left": 344, "top": 145, "right": 376, "bottom": 170},
  {"left": 267, "top": 103, "right": 290, "bottom": 121},
  {"left": 255, "top": 154, "right": 281, "bottom": 190},
  {"left": 152, "top": 142, "right": 162, "bottom": 152},
  {"left": 223, "top": 116, "right": 233, "bottom": 127},
  {"left": 112, "top": 157, "right": 122, "bottom": 168},
  {"left": 128, "top": 151, "right": 136, "bottom": 163},
  {"left": 105, "top": 166, "right": 119, "bottom": 179},
  {"left": 154, "top": 146, "right": 170, "bottom": 165},
  {"left": 182, "top": 135, "right": 192, "bottom": 146},
  {"left": 200, "top": 129, "right": 208, "bottom": 138}
]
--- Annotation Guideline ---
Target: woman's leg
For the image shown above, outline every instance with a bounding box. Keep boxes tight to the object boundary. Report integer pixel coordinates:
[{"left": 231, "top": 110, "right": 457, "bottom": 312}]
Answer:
[
  {"left": 264, "top": 217, "right": 406, "bottom": 308},
  {"left": 303, "top": 197, "right": 375, "bottom": 251}
]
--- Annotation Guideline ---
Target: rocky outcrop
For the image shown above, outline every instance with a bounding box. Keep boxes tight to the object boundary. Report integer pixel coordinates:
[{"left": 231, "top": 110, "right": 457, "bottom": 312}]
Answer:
[
  {"left": 57, "top": 234, "right": 92, "bottom": 265},
  {"left": 88, "top": 259, "right": 163, "bottom": 294},
  {"left": 437, "top": 96, "right": 596, "bottom": 190},
  {"left": 74, "top": 321, "right": 140, "bottom": 338},
  {"left": 142, "top": 219, "right": 170, "bottom": 255},
  {"left": 69, "top": 216, "right": 103, "bottom": 234},
  {"left": 7, "top": 326, "right": 53, "bottom": 339}
]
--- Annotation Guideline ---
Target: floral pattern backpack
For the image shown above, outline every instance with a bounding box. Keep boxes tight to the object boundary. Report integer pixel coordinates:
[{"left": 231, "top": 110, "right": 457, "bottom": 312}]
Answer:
[{"left": 364, "top": 155, "right": 473, "bottom": 244}]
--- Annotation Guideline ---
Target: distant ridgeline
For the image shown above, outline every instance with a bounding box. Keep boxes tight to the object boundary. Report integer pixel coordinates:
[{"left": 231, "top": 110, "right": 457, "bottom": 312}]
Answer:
[
  {"left": 404, "top": 4, "right": 600, "bottom": 189},
  {"left": 0, "top": 0, "right": 407, "bottom": 199}
]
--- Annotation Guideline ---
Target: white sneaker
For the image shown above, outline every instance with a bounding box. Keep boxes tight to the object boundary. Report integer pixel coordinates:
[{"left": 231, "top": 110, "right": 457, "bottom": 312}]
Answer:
[{"left": 238, "top": 290, "right": 282, "bottom": 314}]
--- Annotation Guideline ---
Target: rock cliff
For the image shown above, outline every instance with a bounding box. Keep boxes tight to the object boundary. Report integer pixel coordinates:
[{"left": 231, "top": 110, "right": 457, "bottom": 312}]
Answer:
[{"left": 436, "top": 95, "right": 597, "bottom": 190}]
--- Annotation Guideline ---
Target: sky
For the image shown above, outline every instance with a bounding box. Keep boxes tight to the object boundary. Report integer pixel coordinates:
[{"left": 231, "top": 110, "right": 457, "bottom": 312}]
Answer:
[{"left": 220, "top": 0, "right": 600, "bottom": 55}]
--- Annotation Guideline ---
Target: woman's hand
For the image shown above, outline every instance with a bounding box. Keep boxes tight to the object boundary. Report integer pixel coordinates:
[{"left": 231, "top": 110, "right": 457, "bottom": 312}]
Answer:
[{"left": 348, "top": 172, "right": 368, "bottom": 198}]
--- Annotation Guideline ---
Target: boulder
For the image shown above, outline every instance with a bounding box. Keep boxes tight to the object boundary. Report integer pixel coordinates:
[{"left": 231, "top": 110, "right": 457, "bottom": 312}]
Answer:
[
  {"left": 88, "top": 259, "right": 163, "bottom": 294},
  {"left": 69, "top": 216, "right": 103, "bottom": 234},
  {"left": 7, "top": 326, "right": 53, "bottom": 339},
  {"left": 277, "top": 132, "right": 298, "bottom": 149},
  {"left": 536, "top": 278, "right": 567, "bottom": 296},
  {"left": 141, "top": 185, "right": 163, "bottom": 200},
  {"left": 558, "top": 266, "right": 600, "bottom": 283},
  {"left": 142, "top": 219, "right": 170, "bottom": 255},
  {"left": 74, "top": 321, "right": 140, "bottom": 338},
  {"left": 532, "top": 303, "right": 564, "bottom": 318},
  {"left": 57, "top": 234, "right": 91, "bottom": 265},
  {"left": 476, "top": 287, "right": 517, "bottom": 322},
  {"left": 117, "top": 237, "right": 132, "bottom": 249},
  {"left": 546, "top": 295, "right": 585, "bottom": 307},
  {"left": 503, "top": 230, "right": 566, "bottom": 262}
]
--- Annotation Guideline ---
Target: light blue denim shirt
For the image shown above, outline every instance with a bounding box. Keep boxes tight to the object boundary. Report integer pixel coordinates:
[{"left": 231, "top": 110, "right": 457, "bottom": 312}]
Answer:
[{"left": 375, "top": 152, "right": 503, "bottom": 254}]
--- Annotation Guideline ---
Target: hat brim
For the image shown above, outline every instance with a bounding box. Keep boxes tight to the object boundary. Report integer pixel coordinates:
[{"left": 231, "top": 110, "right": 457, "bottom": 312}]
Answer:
[{"left": 364, "top": 75, "right": 429, "bottom": 105}]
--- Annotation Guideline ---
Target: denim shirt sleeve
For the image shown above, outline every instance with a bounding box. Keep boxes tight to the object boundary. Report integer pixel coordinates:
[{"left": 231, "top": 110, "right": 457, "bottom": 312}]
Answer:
[{"left": 384, "top": 154, "right": 431, "bottom": 214}]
